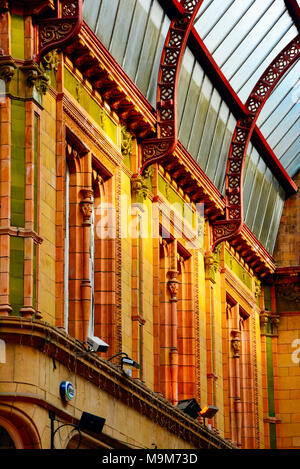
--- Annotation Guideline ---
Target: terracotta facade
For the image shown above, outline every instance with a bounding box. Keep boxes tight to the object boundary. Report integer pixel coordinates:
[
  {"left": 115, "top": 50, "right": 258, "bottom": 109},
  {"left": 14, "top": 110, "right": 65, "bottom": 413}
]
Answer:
[{"left": 0, "top": 2, "right": 299, "bottom": 450}]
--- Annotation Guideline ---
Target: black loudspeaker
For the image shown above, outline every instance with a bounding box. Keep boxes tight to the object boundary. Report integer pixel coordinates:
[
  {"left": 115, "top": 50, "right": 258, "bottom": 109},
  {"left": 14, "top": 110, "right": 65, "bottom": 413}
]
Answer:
[
  {"left": 78, "top": 412, "right": 106, "bottom": 435},
  {"left": 177, "top": 399, "right": 200, "bottom": 419}
]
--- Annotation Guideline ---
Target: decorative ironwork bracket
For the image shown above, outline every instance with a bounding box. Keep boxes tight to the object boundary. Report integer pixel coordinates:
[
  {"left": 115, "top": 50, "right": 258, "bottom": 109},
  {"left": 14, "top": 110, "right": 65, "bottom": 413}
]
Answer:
[
  {"left": 211, "top": 34, "right": 300, "bottom": 251},
  {"left": 139, "top": 0, "right": 204, "bottom": 175},
  {"left": 34, "top": 0, "right": 83, "bottom": 63}
]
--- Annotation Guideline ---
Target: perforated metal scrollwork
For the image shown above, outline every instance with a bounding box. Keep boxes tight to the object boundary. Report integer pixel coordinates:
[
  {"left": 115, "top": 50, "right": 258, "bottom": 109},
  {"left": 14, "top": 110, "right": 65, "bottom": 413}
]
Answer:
[
  {"left": 212, "top": 35, "right": 300, "bottom": 251},
  {"left": 140, "top": 1, "right": 204, "bottom": 174},
  {"left": 35, "top": 0, "right": 83, "bottom": 63}
]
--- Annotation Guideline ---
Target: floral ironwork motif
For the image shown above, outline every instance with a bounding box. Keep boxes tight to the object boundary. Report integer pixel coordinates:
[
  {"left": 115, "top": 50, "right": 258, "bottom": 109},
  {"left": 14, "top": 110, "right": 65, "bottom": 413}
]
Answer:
[{"left": 35, "top": 0, "right": 83, "bottom": 63}]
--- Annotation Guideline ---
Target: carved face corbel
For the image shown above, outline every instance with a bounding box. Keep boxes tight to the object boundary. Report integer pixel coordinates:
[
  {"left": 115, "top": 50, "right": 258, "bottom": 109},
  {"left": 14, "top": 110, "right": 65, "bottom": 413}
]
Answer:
[
  {"left": 80, "top": 189, "right": 93, "bottom": 224},
  {"left": 167, "top": 270, "right": 179, "bottom": 301},
  {"left": 231, "top": 329, "right": 241, "bottom": 358}
]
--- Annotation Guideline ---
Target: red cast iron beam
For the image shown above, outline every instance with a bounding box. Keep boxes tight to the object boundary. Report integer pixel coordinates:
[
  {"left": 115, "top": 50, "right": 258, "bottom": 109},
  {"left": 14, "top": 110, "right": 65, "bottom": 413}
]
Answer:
[
  {"left": 157, "top": 0, "right": 297, "bottom": 196},
  {"left": 139, "top": 0, "right": 204, "bottom": 175},
  {"left": 211, "top": 34, "right": 300, "bottom": 251}
]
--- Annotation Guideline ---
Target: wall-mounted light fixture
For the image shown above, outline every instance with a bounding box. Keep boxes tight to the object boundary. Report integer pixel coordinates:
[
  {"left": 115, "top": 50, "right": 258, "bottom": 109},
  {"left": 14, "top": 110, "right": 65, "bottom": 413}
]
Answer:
[
  {"left": 49, "top": 410, "right": 106, "bottom": 449},
  {"left": 108, "top": 352, "right": 140, "bottom": 372},
  {"left": 200, "top": 405, "right": 219, "bottom": 426},
  {"left": 176, "top": 399, "right": 201, "bottom": 419}
]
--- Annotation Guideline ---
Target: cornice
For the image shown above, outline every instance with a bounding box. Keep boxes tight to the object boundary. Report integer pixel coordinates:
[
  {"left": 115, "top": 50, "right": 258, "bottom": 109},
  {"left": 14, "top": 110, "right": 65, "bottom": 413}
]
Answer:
[
  {"left": 62, "top": 92, "right": 123, "bottom": 168},
  {"left": 0, "top": 316, "right": 236, "bottom": 450},
  {"left": 224, "top": 267, "right": 256, "bottom": 308},
  {"left": 63, "top": 23, "right": 156, "bottom": 140}
]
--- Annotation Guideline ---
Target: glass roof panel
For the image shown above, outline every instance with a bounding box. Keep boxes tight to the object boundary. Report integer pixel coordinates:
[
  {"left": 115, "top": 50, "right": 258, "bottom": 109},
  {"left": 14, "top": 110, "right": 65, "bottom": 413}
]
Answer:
[{"left": 83, "top": 0, "right": 299, "bottom": 253}]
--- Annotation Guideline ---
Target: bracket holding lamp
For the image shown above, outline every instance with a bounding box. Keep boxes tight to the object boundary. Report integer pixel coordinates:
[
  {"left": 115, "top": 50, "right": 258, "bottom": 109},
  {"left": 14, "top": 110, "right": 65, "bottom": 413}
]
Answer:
[
  {"left": 49, "top": 410, "right": 106, "bottom": 449},
  {"left": 108, "top": 352, "right": 140, "bottom": 373}
]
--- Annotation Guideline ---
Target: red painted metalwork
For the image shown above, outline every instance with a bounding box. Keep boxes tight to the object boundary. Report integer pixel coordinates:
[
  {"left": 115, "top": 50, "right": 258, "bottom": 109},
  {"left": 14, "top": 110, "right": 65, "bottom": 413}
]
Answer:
[
  {"left": 285, "top": 0, "right": 300, "bottom": 32},
  {"left": 139, "top": 0, "right": 204, "bottom": 174},
  {"left": 34, "top": 0, "right": 83, "bottom": 63},
  {"left": 211, "top": 35, "right": 300, "bottom": 251}
]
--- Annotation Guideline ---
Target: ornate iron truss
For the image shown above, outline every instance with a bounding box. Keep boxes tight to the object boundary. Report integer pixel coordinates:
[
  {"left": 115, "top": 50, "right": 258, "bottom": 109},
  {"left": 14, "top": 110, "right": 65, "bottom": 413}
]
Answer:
[
  {"left": 139, "top": 0, "right": 203, "bottom": 174},
  {"left": 34, "top": 0, "right": 83, "bottom": 63},
  {"left": 211, "top": 34, "right": 300, "bottom": 251}
]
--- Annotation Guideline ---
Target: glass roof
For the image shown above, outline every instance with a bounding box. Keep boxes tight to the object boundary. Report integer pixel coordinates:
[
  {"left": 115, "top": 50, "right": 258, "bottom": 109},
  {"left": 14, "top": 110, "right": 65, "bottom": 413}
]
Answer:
[
  {"left": 194, "top": 0, "right": 299, "bottom": 177},
  {"left": 82, "top": 0, "right": 299, "bottom": 254}
]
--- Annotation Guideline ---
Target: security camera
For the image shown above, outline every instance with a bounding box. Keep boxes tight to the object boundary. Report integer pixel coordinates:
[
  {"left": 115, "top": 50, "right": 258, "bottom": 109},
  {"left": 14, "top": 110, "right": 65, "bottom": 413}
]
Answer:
[{"left": 86, "top": 336, "right": 109, "bottom": 353}]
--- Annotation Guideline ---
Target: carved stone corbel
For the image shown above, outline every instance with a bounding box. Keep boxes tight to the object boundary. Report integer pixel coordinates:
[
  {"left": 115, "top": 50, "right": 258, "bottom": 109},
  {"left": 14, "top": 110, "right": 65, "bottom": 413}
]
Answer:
[
  {"left": 21, "top": 61, "right": 50, "bottom": 95},
  {"left": 231, "top": 329, "right": 241, "bottom": 358},
  {"left": 259, "top": 310, "right": 269, "bottom": 335},
  {"left": 167, "top": 270, "right": 179, "bottom": 302},
  {"left": 204, "top": 251, "right": 219, "bottom": 283},
  {"left": 80, "top": 189, "right": 93, "bottom": 225},
  {"left": 131, "top": 173, "right": 148, "bottom": 204},
  {"left": 0, "top": 56, "right": 16, "bottom": 82},
  {"left": 270, "top": 315, "right": 280, "bottom": 336}
]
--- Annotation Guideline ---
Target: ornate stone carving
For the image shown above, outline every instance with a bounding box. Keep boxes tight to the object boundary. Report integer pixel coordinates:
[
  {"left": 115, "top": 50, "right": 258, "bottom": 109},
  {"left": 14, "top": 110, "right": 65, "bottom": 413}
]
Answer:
[
  {"left": 231, "top": 330, "right": 241, "bottom": 358},
  {"left": 270, "top": 315, "right": 280, "bottom": 336},
  {"left": 204, "top": 251, "right": 219, "bottom": 283},
  {"left": 41, "top": 49, "right": 59, "bottom": 72},
  {"left": 277, "top": 282, "right": 300, "bottom": 303},
  {"left": 121, "top": 125, "right": 132, "bottom": 157},
  {"left": 0, "top": 56, "right": 16, "bottom": 82},
  {"left": 131, "top": 173, "right": 148, "bottom": 203},
  {"left": 254, "top": 279, "right": 261, "bottom": 300},
  {"left": 80, "top": 189, "right": 93, "bottom": 224},
  {"left": 259, "top": 310, "right": 269, "bottom": 334},
  {"left": 22, "top": 61, "right": 50, "bottom": 95},
  {"left": 167, "top": 270, "right": 179, "bottom": 301}
]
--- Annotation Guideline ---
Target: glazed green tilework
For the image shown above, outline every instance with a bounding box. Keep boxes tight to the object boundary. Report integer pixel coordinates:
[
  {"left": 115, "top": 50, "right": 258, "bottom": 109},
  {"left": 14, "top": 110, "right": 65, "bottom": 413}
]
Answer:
[
  {"left": 10, "top": 236, "right": 24, "bottom": 316},
  {"left": 11, "top": 100, "right": 26, "bottom": 228}
]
